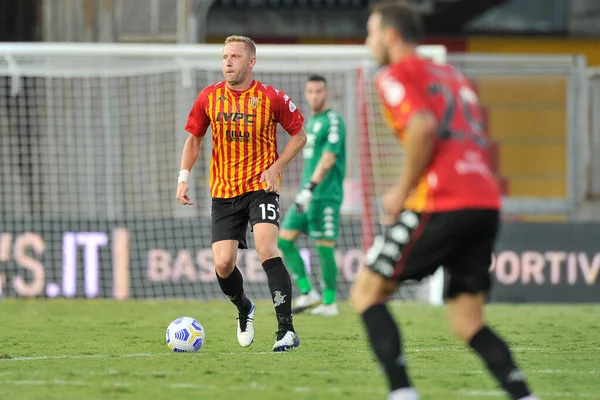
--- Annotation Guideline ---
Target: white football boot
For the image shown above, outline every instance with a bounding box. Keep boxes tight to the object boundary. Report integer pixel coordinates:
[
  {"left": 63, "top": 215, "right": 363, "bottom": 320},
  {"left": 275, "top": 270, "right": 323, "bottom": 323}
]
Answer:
[
  {"left": 309, "top": 303, "right": 339, "bottom": 316},
  {"left": 292, "top": 289, "right": 321, "bottom": 314},
  {"left": 272, "top": 330, "right": 300, "bottom": 352},
  {"left": 236, "top": 301, "right": 255, "bottom": 347}
]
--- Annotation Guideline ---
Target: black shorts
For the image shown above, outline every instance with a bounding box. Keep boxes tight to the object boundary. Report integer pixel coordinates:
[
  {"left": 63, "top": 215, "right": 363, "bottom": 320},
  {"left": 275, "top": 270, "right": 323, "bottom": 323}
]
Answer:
[
  {"left": 211, "top": 190, "right": 280, "bottom": 249},
  {"left": 365, "top": 209, "right": 499, "bottom": 299}
]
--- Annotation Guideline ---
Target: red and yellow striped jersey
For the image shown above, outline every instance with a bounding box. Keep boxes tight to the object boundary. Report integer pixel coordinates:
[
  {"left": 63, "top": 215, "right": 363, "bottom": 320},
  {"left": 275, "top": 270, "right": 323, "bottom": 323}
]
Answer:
[
  {"left": 375, "top": 55, "right": 500, "bottom": 212},
  {"left": 185, "top": 80, "right": 304, "bottom": 198}
]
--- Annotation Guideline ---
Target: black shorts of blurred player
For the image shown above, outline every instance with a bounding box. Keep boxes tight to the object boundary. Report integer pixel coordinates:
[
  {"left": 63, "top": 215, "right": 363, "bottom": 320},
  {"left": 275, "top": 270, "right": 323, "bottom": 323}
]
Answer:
[
  {"left": 212, "top": 190, "right": 280, "bottom": 249},
  {"left": 362, "top": 208, "right": 498, "bottom": 301},
  {"left": 351, "top": 208, "right": 499, "bottom": 330}
]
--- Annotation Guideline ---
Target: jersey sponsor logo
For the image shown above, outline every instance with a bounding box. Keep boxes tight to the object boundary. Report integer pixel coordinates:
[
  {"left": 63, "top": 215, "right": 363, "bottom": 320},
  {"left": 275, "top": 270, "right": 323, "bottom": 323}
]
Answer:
[
  {"left": 225, "top": 130, "right": 251, "bottom": 143},
  {"left": 454, "top": 150, "right": 492, "bottom": 177},
  {"left": 216, "top": 111, "right": 256, "bottom": 124}
]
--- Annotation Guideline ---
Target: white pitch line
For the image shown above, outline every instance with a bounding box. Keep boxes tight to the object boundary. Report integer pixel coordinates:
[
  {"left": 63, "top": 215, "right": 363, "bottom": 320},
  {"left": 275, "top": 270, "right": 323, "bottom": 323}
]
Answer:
[
  {"left": 0, "top": 352, "right": 171, "bottom": 362},
  {"left": 0, "top": 379, "right": 131, "bottom": 388},
  {"left": 2, "top": 346, "right": 586, "bottom": 362},
  {"left": 70, "top": 368, "right": 600, "bottom": 378}
]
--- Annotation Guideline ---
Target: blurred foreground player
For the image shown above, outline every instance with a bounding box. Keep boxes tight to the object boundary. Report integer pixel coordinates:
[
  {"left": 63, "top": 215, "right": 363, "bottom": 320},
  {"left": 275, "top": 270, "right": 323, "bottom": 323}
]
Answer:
[
  {"left": 177, "top": 35, "right": 307, "bottom": 352},
  {"left": 349, "top": 2, "right": 539, "bottom": 399}
]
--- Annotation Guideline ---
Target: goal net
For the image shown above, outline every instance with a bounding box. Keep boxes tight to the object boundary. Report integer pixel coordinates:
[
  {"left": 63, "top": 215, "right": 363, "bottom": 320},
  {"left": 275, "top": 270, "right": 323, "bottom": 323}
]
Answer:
[{"left": 0, "top": 43, "right": 445, "bottom": 303}]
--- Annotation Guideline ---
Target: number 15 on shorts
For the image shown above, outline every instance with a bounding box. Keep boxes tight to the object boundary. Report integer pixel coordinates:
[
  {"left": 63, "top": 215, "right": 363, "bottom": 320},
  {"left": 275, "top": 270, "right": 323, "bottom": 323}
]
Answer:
[{"left": 259, "top": 203, "right": 279, "bottom": 222}]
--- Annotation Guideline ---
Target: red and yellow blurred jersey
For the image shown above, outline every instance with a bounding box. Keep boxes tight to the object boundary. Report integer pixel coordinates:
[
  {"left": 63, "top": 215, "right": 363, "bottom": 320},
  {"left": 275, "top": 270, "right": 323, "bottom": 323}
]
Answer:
[
  {"left": 375, "top": 54, "right": 501, "bottom": 212},
  {"left": 185, "top": 80, "right": 304, "bottom": 198}
]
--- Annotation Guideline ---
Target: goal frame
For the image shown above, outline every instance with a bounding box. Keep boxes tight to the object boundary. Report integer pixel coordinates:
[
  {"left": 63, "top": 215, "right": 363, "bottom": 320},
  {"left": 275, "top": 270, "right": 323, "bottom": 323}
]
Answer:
[{"left": 0, "top": 43, "right": 447, "bottom": 304}]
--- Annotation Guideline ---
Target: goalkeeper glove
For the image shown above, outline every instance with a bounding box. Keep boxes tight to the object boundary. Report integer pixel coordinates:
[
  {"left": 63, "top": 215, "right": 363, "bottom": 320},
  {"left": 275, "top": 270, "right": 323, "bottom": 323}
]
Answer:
[{"left": 294, "top": 182, "right": 317, "bottom": 214}]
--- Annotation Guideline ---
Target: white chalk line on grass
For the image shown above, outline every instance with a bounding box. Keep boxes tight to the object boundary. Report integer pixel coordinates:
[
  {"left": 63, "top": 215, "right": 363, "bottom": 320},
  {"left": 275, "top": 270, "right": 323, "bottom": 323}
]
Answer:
[
  {"left": 1, "top": 368, "right": 597, "bottom": 378},
  {"left": 3, "top": 346, "right": 593, "bottom": 362},
  {"left": 0, "top": 379, "right": 597, "bottom": 399},
  {"left": 0, "top": 352, "right": 171, "bottom": 362}
]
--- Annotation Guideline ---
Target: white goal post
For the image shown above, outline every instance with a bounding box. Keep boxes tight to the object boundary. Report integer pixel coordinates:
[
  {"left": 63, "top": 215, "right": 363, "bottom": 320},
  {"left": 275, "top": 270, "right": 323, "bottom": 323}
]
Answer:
[{"left": 0, "top": 43, "right": 446, "bottom": 304}]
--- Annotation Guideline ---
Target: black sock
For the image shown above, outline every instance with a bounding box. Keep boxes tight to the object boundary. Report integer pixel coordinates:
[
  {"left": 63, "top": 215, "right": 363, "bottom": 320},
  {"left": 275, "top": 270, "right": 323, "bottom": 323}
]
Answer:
[
  {"left": 469, "top": 326, "right": 532, "bottom": 400},
  {"left": 362, "top": 304, "right": 411, "bottom": 391},
  {"left": 216, "top": 267, "right": 252, "bottom": 315},
  {"left": 262, "top": 257, "right": 294, "bottom": 332}
]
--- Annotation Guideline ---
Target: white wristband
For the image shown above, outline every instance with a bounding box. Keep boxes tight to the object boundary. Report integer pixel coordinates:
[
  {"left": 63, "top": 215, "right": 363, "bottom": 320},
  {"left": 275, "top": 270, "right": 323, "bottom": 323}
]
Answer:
[{"left": 178, "top": 169, "right": 190, "bottom": 183}]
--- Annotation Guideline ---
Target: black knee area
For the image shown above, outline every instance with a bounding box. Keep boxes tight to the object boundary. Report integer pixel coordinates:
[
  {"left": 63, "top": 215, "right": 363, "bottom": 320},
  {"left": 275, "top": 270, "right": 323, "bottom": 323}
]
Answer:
[
  {"left": 262, "top": 256, "right": 283, "bottom": 271},
  {"left": 216, "top": 266, "right": 243, "bottom": 297}
]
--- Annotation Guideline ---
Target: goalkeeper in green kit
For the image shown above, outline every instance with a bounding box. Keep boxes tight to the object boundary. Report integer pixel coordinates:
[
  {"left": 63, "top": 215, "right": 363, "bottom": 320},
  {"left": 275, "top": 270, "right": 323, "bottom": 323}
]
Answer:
[{"left": 278, "top": 75, "right": 346, "bottom": 316}]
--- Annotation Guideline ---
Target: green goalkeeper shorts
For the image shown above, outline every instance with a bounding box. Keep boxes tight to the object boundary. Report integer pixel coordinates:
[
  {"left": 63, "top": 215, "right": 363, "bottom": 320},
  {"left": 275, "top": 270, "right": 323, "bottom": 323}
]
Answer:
[{"left": 281, "top": 200, "right": 341, "bottom": 240}]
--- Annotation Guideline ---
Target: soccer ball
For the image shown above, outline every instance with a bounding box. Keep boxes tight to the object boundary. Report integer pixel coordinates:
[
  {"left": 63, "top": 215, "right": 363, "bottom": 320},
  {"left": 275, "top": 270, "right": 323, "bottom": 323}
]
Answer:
[{"left": 165, "top": 316, "right": 205, "bottom": 352}]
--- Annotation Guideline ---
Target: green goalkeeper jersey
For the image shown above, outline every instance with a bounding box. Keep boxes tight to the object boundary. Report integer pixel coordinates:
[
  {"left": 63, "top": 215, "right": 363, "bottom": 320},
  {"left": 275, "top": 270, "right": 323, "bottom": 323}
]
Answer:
[{"left": 301, "top": 109, "right": 346, "bottom": 203}]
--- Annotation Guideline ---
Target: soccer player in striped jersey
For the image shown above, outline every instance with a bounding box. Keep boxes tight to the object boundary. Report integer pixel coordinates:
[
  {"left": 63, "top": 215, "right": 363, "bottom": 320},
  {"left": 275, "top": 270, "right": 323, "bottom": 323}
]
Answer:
[
  {"left": 176, "top": 35, "right": 307, "bottom": 352},
  {"left": 279, "top": 75, "right": 346, "bottom": 316}
]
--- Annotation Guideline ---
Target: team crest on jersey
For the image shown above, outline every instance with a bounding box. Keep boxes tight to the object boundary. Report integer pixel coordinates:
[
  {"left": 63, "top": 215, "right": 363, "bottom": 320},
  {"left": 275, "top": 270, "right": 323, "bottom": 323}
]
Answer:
[
  {"left": 380, "top": 74, "right": 405, "bottom": 107},
  {"left": 250, "top": 97, "right": 260, "bottom": 109}
]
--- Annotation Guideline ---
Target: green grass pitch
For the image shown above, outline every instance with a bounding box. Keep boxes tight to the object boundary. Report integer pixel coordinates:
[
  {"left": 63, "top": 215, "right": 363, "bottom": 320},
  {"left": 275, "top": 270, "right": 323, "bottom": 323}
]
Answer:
[{"left": 0, "top": 300, "right": 598, "bottom": 400}]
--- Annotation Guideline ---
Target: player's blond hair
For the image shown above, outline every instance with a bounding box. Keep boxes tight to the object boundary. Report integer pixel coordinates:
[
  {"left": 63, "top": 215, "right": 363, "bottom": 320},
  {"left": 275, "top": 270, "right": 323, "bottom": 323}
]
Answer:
[{"left": 224, "top": 35, "right": 257, "bottom": 57}]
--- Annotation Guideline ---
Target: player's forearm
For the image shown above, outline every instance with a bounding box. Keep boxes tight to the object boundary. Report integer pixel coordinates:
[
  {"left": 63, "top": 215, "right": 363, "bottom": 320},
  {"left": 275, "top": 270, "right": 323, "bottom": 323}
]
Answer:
[
  {"left": 180, "top": 135, "right": 203, "bottom": 172},
  {"left": 309, "top": 152, "right": 337, "bottom": 185},
  {"left": 272, "top": 129, "right": 307, "bottom": 171},
  {"left": 394, "top": 113, "right": 437, "bottom": 203}
]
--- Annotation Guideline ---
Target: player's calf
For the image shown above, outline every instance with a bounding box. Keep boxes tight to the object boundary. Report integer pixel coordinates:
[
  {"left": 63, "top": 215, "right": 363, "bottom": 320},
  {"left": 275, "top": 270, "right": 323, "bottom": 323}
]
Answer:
[
  {"left": 262, "top": 257, "right": 295, "bottom": 332},
  {"left": 468, "top": 325, "right": 535, "bottom": 400},
  {"left": 215, "top": 266, "right": 253, "bottom": 316},
  {"left": 351, "top": 268, "right": 414, "bottom": 395},
  {"left": 260, "top": 255, "right": 300, "bottom": 352},
  {"left": 215, "top": 263, "right": 255, "bottom": 347},
  {"left": 448, "top": 293, "right": 535, "bottom": 400}
]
